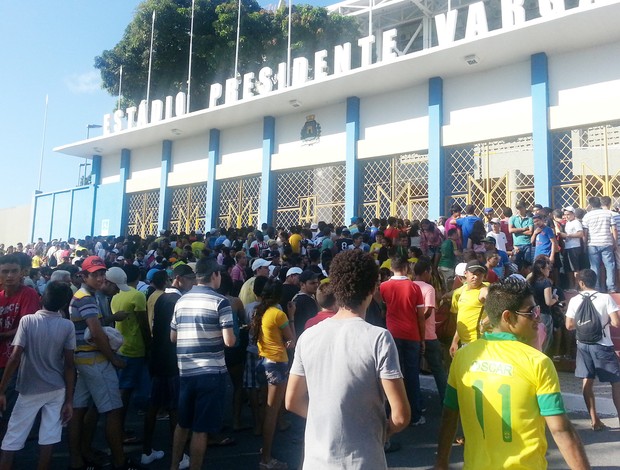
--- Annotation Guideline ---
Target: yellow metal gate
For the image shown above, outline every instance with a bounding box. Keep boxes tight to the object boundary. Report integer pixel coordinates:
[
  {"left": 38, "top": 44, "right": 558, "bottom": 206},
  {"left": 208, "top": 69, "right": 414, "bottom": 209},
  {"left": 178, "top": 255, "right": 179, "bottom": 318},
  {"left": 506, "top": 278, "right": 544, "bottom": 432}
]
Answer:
[
  {"left": 169, "top": 184, "right": 207, "bottom": 234},
  {"left": 552, "top": 122, "right": 620, "bottom": 208},
  {"left": 361, "top": 153, "right": 428, "bottom": 222},
  {"left": 217, "top": 176, "right": 261, "bottom": 229},
  {"left": 275, "top": 165, "right": 346, "bottom": 228},
  {"left": 445, "top": 136, "right": 535, "bottom": 214},
  {"left": 126, "top": 190, "right": 160, "bottom": 238}
]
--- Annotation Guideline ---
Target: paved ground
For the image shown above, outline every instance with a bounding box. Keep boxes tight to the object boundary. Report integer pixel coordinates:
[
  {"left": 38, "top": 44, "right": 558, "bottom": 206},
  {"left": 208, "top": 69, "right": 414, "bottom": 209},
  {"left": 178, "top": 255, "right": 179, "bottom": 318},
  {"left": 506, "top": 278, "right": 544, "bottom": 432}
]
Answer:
[{"left": 10, "top": 369, "right": 620, "bottom": 469}]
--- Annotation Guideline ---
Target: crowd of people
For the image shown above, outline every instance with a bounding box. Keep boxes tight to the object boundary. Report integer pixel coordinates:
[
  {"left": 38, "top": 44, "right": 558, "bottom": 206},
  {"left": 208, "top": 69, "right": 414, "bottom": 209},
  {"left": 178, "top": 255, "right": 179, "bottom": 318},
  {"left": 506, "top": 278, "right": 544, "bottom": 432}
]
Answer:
[{"left": 0, "top": 195, "right": 619, "bottom": 468}]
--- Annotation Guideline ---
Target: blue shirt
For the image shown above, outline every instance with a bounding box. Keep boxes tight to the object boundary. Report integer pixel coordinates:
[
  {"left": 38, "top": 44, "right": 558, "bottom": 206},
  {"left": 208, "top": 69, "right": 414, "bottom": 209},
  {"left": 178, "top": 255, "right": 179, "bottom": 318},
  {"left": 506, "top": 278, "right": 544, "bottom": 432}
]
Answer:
[
  {"left": 456, "top": 215, "right": 481, "bottom": 248},
  {"left": 534, "top": 226, "right": 555, "bottom": 258}
]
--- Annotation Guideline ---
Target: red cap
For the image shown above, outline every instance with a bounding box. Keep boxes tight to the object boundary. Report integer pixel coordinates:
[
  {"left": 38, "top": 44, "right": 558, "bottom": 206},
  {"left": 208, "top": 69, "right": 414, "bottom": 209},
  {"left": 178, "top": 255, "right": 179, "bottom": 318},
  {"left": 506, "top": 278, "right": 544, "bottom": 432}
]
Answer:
[{"left": 81, "top": 256, "right": 106, "bottom": 273}]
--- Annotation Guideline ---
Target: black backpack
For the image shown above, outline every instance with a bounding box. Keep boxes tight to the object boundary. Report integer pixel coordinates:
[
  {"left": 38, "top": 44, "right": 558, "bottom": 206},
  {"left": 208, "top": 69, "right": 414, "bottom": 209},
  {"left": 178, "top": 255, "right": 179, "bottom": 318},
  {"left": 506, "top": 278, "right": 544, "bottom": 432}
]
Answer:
[{"left": 575, "top": 293, "right": 608, "bottom": 344}]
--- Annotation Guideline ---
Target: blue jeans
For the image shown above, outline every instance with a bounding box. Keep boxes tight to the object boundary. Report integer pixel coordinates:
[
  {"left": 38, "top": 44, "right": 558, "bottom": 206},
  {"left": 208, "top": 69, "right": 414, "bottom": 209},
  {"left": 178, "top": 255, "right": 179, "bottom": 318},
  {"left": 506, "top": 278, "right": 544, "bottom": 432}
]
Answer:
[
  {"left": 394, "top": 338, "right": 422, "bottom": 421},
  {"left": 424, "top": 339, "right": 447, "bottom": 403},
  {"left": 514, "top": 244, "right": 533, "bottom": 265},
  {"left": 587, "top": 245, "right": 616, "bottom": 292}
]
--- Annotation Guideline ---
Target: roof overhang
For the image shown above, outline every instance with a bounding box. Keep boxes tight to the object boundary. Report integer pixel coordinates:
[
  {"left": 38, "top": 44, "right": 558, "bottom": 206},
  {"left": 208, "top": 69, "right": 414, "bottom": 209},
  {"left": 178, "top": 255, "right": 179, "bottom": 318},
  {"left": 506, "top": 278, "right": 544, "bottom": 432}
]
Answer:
[{"left": 55, "top": 0, "right": 620, "bottom": 159}]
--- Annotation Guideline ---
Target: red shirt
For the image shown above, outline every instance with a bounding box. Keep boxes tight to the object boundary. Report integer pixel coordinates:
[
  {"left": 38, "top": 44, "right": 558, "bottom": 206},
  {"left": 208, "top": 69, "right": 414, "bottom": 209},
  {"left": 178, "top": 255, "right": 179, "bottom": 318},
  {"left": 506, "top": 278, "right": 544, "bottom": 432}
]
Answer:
[
  {"left": 383, "top": 227, "right": 400, "bottom": 243},
  {"left": 485, "top": 269, "right": 500, "bottom": 284},
  {"left": 304, "top": 310, "right": 337, "bottom": 329},
  {"left": 0, "top": 285, "right": 40, "bottom": 367},
  {"left": 380, "top": 277, "right": 425, "bottom": 341}
]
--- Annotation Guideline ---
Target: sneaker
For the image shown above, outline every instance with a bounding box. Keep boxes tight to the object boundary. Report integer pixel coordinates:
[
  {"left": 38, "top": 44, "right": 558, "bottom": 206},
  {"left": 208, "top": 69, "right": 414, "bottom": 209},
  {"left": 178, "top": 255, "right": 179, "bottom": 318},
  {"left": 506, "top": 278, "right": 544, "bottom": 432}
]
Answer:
[
  {"left": 178, "top": 453, "right": 190, "bottom": 470},
  {"left": 140, "top": 449, "right": 165, "bottom": 465},
  {"left": 411, "top": 416, "right": 426, "bottom": 426},
  {"left": 259, "top": 457, "right": 288, "bottom": 469},
  {"left": 123, "top": 458, "right": 147, "bottom": 470}
]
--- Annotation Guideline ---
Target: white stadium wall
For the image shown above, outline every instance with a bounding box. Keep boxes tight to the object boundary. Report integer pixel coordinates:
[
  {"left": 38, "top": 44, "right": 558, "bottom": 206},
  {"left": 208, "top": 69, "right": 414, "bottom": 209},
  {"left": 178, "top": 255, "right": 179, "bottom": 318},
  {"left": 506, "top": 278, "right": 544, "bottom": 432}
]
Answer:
[
  {"left": 125, "top": 143, "right": 161, "bottom": 193},
  {"left": 100, "top": 152, "right": 121, "bottom": 185},
  {"left": 442, "top": 60, "right": 533, "bottom": 146},
  {"left": 272, "top": 103, "right": 347, "bottom": 171},
  {"left": 549, "top": 41, "right": 620, "bottom": 130},
  {"left": 218, "top": 122, "right": 263, "bottom": 179},
  {"left": 168, "top": 134, "right": 209, "bottom": 187},
  {"left": 358, "top": 84, "right": 429, "bottom": 158}
]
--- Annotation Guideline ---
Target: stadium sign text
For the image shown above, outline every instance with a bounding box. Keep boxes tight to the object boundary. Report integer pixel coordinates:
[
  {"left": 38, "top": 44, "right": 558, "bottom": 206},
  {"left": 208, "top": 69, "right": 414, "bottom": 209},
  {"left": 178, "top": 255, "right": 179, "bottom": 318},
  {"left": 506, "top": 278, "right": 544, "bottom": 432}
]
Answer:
[{"left": 103, "top": 0, "right": 600, "bottom": 135}]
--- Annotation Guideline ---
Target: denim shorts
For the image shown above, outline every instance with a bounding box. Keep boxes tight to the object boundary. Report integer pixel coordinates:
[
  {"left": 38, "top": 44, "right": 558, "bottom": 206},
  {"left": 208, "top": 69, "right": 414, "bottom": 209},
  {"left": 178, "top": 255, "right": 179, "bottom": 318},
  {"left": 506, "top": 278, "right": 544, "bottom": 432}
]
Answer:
[
  {"left": 117, "top": 356, "right": 146, "bottom": 390},
  {"left": 575, "top": 343, "right": 620, "bottom": 383},
  {"left": 262, "top": 359, "right": 289, "bottom": 386},
  {"left": 178, "top": 373, "right": 227, "bottom": 433}
]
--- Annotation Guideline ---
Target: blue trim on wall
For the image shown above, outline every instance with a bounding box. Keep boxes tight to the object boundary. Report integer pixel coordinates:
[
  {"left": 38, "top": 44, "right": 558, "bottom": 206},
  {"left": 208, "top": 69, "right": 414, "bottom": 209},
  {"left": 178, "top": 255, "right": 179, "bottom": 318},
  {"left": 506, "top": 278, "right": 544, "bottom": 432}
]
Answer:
[
  {"left": 91, "top": 155, "right": 102, "bottom": 186},
  {"left": 119, "top": 149, "right": 131, "bottom": 236},
  {"left": 428, "top": 77, "right": 445, "bottom": 219},
  {"left": 205, "top": 129, "right": 220, "bottom": 230},
  {"left": 345, "top": 96, "right": 360, "bottom": 222},
  {"left": 261, "top": 116, "right": 276, "bottom": 225},
  {"left": 158, "top": 140, "right": 172, "bottom": 231},
  {"left": 531, "top": 52, "right": 551, "bottom": 207}
]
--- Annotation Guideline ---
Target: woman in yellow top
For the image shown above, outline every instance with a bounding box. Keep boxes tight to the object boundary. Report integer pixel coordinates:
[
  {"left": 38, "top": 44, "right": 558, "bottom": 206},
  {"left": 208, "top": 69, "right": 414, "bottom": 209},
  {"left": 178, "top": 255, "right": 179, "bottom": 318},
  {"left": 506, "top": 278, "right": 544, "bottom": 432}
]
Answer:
[{"left": 251, "top": 280, "right": 296, "bottom": 470}]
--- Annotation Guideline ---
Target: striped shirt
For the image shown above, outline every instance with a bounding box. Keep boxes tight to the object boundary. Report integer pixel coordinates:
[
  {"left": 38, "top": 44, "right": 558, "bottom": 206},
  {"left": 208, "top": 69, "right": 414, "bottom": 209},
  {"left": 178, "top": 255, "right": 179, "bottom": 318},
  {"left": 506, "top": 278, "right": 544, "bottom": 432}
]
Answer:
[
  {"left": 69, "top": 286, "right": 103, "bottom": 354},
  {"left": 582, "top": 209, "right": 615, "bottom": 247},
  {"left": 171, "top": 285, "right": 234, "bottom": 377}
]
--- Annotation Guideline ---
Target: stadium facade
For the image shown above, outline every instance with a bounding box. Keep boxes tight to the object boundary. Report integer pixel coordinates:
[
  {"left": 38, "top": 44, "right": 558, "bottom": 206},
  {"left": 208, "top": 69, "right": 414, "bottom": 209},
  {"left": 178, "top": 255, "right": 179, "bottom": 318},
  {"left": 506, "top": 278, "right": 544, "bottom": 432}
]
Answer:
[{"left": 34, "top": 0, "right": 620, "bottom": 240}]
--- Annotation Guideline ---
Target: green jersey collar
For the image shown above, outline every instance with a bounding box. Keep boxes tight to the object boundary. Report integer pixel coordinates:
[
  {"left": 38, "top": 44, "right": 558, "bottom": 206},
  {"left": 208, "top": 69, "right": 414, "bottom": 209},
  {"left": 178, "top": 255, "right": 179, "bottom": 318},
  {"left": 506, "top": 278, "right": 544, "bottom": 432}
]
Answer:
[{"left": 483, "top": 332, "right": 518, "bottom": 341}]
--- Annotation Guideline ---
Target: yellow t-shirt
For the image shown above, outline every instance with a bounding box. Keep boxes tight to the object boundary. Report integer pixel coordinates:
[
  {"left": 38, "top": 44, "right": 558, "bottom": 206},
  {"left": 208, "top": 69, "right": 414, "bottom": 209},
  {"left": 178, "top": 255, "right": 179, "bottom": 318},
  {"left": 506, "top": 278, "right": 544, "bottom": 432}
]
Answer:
[
  {"left": 31, "top": 255, "right": 42, "bottom": 268},
  {"left": 111, "top": 288, "right": 147, "bottom": 358},
  {"left": 257, "top": 306, "right": 289, "bottom": 363},
  {"left": 370, "top": 242, "right": 382, "bottom": 260},
  {"left": 146, "top": 289, "right": 164, "bottom": 334},
  {"left": 289, "top": 233, "right": 302, "bottom": 254},
  {"left": 445, "top": 332, "right": 565, "bottom": 469},
  {"left": 451, "top": 283, "right": 488, "bottom": 344}
]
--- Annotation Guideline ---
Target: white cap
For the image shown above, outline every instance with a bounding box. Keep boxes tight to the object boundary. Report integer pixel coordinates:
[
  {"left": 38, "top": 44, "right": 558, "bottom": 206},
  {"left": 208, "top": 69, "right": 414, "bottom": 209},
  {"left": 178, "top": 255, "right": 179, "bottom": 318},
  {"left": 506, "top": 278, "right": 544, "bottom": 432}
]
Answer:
[
  {"left": 286, "top": 267, "right": 303, "bottom": 276},
  {"left": 310, "top": 223, "right": 319, "bottom": 230},
  {"left": 455, "top": 262, "right": 467, "bottom": 277},
  {"left": 105, "top": 267, "right": 130, "bottom": 291},
  {"left": 564, "top": 206, "right": 576, "bottom": 213},
  {"left": 252, "top": 259, "right": 272, "bottom": 271}
]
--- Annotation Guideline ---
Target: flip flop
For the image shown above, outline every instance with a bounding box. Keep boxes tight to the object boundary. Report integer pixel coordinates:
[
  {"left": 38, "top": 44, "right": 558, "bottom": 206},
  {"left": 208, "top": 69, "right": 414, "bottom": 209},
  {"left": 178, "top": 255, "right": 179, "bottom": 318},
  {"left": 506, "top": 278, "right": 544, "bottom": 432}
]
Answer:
[
  {"left": 208, "top": 436, "right": 236, "bottom": 447},
  {"left": 592, "top": 422, "right": 609, "bottom": 431}
]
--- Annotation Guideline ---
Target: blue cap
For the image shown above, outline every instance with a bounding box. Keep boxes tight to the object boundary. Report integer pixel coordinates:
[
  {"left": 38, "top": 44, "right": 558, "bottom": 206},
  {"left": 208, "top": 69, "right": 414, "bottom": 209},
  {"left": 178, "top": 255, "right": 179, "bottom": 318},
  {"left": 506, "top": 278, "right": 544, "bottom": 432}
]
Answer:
[{"left": 146, "top": 268, "right": 161, "bottom": 282}]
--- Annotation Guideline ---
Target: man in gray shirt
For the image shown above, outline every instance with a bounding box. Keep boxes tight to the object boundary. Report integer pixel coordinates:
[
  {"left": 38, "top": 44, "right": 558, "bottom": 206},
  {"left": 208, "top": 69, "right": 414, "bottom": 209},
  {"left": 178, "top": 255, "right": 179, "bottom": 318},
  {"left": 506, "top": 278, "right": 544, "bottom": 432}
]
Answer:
[
  {"left": 0, "top": 281, "right": 75, "bottom": 469},
  {"left": 286, "top": 250, "right": 410, "bottom": 469}
]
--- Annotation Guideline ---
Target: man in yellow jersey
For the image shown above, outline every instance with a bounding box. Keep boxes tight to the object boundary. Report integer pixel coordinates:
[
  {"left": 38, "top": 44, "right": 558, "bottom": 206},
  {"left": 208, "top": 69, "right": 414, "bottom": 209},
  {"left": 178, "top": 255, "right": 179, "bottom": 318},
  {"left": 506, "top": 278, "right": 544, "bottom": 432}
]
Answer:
[
  {"left": 449, "top": 260, "right": 489, "bottom": 356},
  {"left": 435, "top": 278, "right": 590, "bottom": 470}
]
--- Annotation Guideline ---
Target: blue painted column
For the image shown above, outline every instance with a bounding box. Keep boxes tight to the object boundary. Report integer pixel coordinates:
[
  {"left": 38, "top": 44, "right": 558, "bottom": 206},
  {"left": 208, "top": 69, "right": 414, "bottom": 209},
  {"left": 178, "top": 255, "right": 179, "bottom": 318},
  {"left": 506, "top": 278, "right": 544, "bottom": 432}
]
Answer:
[
  {"left": 89, "top": 155, "right": 101, "bottom": 236},
  {"left": 260, "top": 116, "right": 276, "bottom": 225},
  {"left": 158, "top": 140, "right": 172, "bottom": 231},
  {"left": 428, "top": 77, "right": 445, "bottom": 220},
  {"left": 531, "top": 52, "right": 552, "bottom": 207},
  {"left": 119, "top": 149, "right": 131, "bottom": 236},
  {"left": 205, "top": 129, "right": 220, "bottom": 230},
  {"left": 345, "top": 96, "right": 360, "bottom": 222}
]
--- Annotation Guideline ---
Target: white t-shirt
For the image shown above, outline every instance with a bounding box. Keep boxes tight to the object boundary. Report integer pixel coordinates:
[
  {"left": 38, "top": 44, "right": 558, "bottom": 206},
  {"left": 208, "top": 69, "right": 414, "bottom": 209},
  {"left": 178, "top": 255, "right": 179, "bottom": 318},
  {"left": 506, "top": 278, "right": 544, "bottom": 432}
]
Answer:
[
  {"left": 486, "top": 231, "right": 508, "bottom": 252},
  {"left": 290, "top": 317, "right": 402, "bottom": 470},
  {"left": 564, "top": 219, "right": 583, "bottom": 250},
  {"left": 566, "top": 291, "right": 618, "bottom": 347}
]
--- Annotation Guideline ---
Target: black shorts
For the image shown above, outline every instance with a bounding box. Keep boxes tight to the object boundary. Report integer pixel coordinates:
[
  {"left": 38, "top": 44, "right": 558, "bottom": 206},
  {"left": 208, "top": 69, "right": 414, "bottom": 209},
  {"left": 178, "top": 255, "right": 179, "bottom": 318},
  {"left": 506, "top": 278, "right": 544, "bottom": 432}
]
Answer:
[
  {"left": 575, "top": 343, "right": 620, "bottom": 383},
  {"left": 564, "top": 247, "right": 583, "bottom": 272}
]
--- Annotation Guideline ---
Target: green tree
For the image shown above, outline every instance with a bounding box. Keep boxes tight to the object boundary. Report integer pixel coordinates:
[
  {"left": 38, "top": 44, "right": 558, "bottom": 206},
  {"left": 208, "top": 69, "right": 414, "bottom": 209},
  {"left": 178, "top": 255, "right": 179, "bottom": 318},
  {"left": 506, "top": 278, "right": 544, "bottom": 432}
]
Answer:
[{"left": 95, "top": 0, "right": 361, "bottom": 112}]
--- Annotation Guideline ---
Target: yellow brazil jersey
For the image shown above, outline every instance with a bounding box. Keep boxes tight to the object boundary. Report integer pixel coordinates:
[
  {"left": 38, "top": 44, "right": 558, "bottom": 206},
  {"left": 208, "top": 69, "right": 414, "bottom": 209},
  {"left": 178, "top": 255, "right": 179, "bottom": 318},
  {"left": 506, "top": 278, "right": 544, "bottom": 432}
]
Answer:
[
  {"left": 445, "top": 332, "right": 565, "bottom": 469},
  {"left": 451, "top": 283, "right": 488, "bottom": 344}
]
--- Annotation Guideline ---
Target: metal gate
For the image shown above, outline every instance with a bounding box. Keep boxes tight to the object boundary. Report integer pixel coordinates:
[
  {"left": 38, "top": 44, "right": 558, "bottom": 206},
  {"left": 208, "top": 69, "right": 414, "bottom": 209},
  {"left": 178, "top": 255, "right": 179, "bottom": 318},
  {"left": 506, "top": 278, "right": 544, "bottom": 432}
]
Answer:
[
  {"left": 552, "top": 122, "right": 620, "bottom": 209},
  {"left": 361, "top": 153, "right": 428, "bottom": 222},
  {"left": 125, "top": 190, "right": 160, "bottom": 238},
  {"left": 445, "top": 136, "right": 535, "bottom": 214},
  {"left": 275, "top": 165, "right": 346, "bottom": 228},
  {"left": 169, "top": 184, "right": 207, "bottom": 234},
  {"left": 218, "top": 176, "right": 261, "bottom": 229}
]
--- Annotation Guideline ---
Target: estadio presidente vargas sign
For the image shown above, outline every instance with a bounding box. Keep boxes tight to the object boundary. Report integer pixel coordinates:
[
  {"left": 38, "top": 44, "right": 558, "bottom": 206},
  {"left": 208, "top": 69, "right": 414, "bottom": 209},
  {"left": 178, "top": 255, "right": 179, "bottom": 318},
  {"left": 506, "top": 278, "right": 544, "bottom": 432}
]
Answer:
[{"left": 102, "top": 0, "right": 599, "bottom": 135}]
